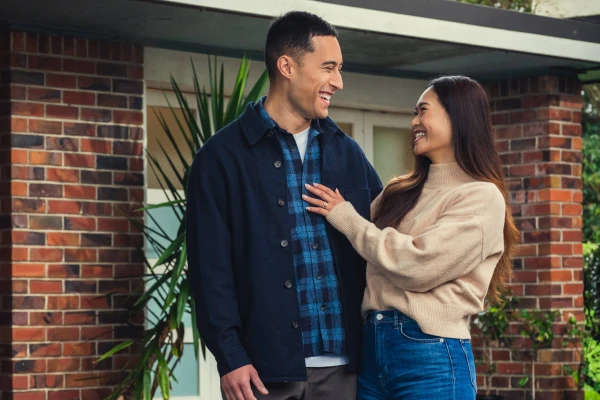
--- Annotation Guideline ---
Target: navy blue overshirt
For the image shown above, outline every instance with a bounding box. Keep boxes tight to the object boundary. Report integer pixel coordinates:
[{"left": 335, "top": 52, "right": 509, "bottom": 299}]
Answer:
[{"left": 186, "top": 99, "right": 383, "bottom": 382}]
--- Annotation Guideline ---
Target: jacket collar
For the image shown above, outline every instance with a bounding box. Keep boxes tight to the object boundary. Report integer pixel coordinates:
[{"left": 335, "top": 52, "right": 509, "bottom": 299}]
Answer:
[{"left": 240, "top": 97, "right": 344, "bottom": 147}]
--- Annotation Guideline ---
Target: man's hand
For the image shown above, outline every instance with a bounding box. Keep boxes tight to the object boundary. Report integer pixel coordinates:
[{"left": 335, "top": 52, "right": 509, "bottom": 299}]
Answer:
[{"left": 221, "top": 364, "right": 269, "bottom": 400}]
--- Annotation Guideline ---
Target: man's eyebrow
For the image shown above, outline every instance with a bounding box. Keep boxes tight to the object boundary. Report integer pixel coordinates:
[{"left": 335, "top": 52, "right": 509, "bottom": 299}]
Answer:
[{"left": 321, "top": 61, "right": 342, "bottom": 67}]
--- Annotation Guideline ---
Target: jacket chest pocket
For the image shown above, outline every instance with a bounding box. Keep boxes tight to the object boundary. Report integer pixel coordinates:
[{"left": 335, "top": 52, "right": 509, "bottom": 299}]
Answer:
[{"left": 343, "top": 188, "right": 371, "bottom": 220}]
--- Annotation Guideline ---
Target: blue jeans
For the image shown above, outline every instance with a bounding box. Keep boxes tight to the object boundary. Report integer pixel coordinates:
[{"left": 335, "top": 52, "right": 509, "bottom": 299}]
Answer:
[{"left": 358, "top": 310, "right": 477, "bottom": 400}]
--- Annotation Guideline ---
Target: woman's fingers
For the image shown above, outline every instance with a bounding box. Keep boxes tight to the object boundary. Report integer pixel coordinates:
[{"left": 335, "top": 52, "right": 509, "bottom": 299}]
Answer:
[
  {"left": 304, "top": 183, "right": 330, "bottom": 200},
  {"left": 306, "top": 206, "right": 328, "bottom": 216},
  {"left": 302, "top": 194, "right": 324, "bottom": 207},
  {"left": 313, "top": 183, "right": 337, "bottom": 198}
]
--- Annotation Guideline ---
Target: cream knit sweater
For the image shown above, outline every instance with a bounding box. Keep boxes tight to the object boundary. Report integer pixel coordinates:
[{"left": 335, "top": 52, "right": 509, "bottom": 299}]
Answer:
[{"left": 326, "top": 162, "right": 506, "bottom": 339}]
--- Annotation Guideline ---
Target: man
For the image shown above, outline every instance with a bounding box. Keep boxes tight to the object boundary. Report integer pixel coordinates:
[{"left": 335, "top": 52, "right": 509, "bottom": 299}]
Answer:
[{"left": 186, "top": 11, "right": 383, "bottom": 400}]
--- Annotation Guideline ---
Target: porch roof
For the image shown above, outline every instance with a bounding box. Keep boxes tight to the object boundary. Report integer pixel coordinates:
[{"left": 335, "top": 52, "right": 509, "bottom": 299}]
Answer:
[{"left": 2, "top": 0, "right": 600, "bottom": 83}]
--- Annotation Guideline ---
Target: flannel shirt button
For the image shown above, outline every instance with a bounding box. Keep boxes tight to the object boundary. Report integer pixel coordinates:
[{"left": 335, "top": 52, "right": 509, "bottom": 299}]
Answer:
[
  {"left": 267, "top": 130, "right": 274, "bottom": 138},
  {"left": 280, "top": 240, "right": 288, "bottom": 248},
  {"left": 290, "top": 146, "right": 297, "bottom": 152},
  {"left": 316, "top": 273, "right": 323, "bottom": 280},
  {"left": 274, "top": 161, "right": 282, "bottom": 168},
  {"left": 278, "top": 199, "right": 285, "bottom": 207},
  {"left": 284, "top": 280, "right": 293, "bottom": 289},
  {"left": 292, "top": 321, "right": 299, "bottom": 329},
  {"left": 320, "top": 304, "right": 326, "bottom": 311},
  {"left": 311, "top": 243, "right": 319, "bottom": 250}
]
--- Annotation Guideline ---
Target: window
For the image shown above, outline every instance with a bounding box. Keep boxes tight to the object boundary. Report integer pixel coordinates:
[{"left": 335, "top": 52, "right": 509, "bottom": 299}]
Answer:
[{"left": 146, "top": 89, "right": 221, "bottom": 399}]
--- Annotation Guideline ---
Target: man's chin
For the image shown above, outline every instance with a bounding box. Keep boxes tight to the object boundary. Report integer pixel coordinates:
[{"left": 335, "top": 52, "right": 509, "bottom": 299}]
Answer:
[{"left": 316, "top": 109, "right": 329, "bottom": 120}]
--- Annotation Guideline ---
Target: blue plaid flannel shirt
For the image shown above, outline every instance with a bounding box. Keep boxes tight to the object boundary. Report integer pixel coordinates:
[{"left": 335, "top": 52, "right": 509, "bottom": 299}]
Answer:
[{"left": 255, "top": 98, "right": 347, "bottom": 358}]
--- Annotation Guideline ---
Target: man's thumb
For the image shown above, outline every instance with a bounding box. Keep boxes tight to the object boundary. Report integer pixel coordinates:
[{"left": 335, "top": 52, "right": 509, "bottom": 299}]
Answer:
[{"left": 250, "top": 368, "right": 268, "bottom": 395}]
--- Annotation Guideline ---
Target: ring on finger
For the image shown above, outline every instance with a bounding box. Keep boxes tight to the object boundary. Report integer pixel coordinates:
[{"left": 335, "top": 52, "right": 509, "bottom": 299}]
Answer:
[{"left": 323, "top": 201, "right": 328, "bottom": 209}]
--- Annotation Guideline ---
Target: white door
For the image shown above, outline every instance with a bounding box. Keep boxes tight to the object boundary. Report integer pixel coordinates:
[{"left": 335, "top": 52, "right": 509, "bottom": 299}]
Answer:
[{"left": 329, "top": 107, "right": 414, "bottom": 184}]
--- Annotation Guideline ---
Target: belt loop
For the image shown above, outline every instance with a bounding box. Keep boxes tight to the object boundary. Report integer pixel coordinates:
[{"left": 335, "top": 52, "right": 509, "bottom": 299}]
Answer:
[{"left": 393, "top": 310, "right": 399, "bottom": 330}]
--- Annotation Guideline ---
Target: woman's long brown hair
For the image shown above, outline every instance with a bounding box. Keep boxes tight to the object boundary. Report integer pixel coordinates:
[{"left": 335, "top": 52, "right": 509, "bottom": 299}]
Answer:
[{"left": 372, "top": 75, "right": 519, "bottom": 304}]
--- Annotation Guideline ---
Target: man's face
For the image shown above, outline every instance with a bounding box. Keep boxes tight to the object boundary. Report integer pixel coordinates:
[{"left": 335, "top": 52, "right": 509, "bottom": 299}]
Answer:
[{"left": 287, "top": 35, "right": 344, "bottom": 121}]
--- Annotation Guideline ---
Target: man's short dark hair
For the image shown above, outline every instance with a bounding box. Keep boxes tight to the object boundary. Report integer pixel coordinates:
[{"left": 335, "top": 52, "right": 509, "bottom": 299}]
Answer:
[{"left": 265, "top": 11, "right": 338, "bottom": 80}]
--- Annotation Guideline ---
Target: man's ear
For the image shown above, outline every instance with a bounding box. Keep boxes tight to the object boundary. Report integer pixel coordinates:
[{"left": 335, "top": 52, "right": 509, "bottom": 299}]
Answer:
[{"left": 277, "top": 55, "right": 295, "bottom": 81}]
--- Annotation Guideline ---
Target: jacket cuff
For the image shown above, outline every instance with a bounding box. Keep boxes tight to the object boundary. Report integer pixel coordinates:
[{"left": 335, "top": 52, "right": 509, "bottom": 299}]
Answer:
[{"left": 216, "top": 346, "right": 253, "bottom": 377}]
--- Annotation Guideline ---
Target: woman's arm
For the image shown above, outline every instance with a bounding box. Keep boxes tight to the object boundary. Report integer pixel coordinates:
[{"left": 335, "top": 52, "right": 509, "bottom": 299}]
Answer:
[{"left": 306, "top": 183, "right": 505, "bottom": 292}]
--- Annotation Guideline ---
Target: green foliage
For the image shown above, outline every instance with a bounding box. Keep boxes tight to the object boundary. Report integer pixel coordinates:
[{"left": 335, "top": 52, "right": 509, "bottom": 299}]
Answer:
[
  {"left": 453, "top": 0, "right": 533, "bottom": 12},
  {"left": 585, "top": 247, "right": 600, "bottom": 334},
  {"left": 517, "top": 309, "right": 560, "bottom": 399},
  {"left": 562, "top": 246, "right": 600, "bottom": 399},
  {"left": 99, "top": 56, "right": 268, "bottom": 400},
  {"left": 563, "top": 315, "right": 600, "bottom": 398},
  {"left": 583, "top": 87, "right": 600, "bottom": 244},
  {"left": 583, "top": 133, "right": 600, "bottom": 243},
  {"left": 474, "top": 292, "right": 520, "bottom": 395}
]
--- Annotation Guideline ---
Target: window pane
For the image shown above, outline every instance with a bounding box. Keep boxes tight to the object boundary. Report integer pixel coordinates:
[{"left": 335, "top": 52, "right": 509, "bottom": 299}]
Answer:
[
  {"left": 153, "top": 343, "right": 199, "bottom": 398},
  {"left": 336, "top": 122, "right": 353, "bottom": 137},
  {"left": 373, "top": 126, "right": 413, "bottom": 184},
  {"left": 145, "top": 205, "right": 182, "bottom": 261},
  {"left": 147, "top": 106, "right": 195, "bottom": 190}
]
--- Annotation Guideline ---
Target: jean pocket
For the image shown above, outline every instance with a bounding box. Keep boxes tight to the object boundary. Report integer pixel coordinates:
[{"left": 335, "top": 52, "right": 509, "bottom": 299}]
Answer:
[
  {"left": 460, "top": 339, "right": 478, "bottom": 392},
  {"left": 399, "top": 320, "right": 445, "bottom": 344}
]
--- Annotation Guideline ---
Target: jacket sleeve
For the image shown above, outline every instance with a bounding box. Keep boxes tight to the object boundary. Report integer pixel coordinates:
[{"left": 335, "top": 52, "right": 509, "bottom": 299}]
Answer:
[
  {"left": 186, "top": 152, "right": 251, "bottom": 377},
  {"left": 326, "top": 185, "right": 505, "bottom": 293},
  {"left": 364, "top": 152, "right": 383, "bottom": 203}
]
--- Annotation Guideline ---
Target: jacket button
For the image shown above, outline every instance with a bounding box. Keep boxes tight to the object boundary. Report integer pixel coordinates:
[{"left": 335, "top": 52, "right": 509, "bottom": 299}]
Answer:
[
  {"left": 292, "top": 321, "right": 299, "bottom": 329},
  {"left": 274, "top": 161, "right": 282, "bottom": 168},
  {"left": 278, "top": 199, "right": 285, "bottom": 207},
  {"left": 281, "top": 240, "right": 288, "bottom": 248},
  {"left": 284, "top": 280, "right": 292, "bottom": 289}
]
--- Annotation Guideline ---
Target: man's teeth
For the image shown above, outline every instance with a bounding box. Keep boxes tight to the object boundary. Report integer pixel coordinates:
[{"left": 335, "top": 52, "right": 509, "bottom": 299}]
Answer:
[{"left": 319, "top": 94, "right": 331, "bottom": 101}]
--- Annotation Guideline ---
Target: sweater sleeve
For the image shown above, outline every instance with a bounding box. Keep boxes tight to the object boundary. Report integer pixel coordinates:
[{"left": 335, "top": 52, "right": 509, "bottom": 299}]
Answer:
[{"left": 326, "top": 184, "right": 505, "bottom": 293}]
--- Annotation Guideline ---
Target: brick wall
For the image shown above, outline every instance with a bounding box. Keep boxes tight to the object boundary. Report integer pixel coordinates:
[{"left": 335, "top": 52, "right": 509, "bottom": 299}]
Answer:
[
  {"left": 475, "top": 76, "right": 585, "bottom": 400},
  {"left": 1, "top": 31, "right": 145, "bottom": 399}
]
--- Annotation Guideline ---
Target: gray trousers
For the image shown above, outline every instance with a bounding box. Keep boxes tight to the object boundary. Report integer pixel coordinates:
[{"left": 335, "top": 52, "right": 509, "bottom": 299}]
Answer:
[{"left": 223, "top": 366, "right": 357, "bottom": 400}]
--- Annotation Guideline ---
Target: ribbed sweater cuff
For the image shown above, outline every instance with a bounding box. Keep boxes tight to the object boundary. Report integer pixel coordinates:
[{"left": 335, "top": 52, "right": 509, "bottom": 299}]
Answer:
[{"left": 326, "top": 201, "right": 368, "bottom": 239}]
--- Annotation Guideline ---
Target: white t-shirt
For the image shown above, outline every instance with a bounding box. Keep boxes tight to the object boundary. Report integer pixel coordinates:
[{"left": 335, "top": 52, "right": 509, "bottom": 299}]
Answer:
[{"left": 292, "top": 127, "right": 310, "bottom": 163}]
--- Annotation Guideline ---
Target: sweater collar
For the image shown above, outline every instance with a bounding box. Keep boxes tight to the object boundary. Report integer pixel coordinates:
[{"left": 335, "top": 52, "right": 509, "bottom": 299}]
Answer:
[{"left": 424, "top": 162, "right": 479, "bottom": 188}]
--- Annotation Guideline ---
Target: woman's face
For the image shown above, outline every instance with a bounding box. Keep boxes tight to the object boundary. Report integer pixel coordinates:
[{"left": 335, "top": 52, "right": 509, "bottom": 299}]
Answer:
[{"left": 411, "top": 87, "right": 456, "bottom": 164}]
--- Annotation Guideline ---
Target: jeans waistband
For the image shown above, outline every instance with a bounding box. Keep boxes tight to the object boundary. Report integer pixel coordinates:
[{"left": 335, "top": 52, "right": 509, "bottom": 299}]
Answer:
[{"left": 364, "top": 309, "right": 414, "bottom": 327}]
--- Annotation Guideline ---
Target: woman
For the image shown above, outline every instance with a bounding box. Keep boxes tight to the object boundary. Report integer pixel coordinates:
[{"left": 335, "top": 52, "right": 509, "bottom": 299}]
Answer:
[{"left": 303, "top": 75, "right": 519, "bottom": 400}]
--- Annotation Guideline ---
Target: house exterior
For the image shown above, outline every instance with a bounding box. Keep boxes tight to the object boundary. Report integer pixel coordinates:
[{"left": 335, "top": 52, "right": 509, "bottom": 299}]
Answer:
[{"left": 1, "top": 0, "right": 599, "bottom": 399}]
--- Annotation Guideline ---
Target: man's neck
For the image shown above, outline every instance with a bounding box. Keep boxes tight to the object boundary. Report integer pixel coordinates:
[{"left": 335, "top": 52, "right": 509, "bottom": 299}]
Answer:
[{"left": 263, "top": 90, "right": 311, "bottom": 134}]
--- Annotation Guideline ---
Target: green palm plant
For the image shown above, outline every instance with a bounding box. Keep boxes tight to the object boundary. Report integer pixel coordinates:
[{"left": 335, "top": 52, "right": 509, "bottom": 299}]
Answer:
[{"left": 97, "top": 56, "right": 268, "bottom": 400}]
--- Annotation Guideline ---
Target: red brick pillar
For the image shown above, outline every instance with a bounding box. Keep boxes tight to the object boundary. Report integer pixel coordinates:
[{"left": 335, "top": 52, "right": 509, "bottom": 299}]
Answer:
[
  {"left": 1, "top": 31, "right": 145, "bottom": 400},
  {"left": 478, "top": 76, "right": 584, "bottom": 400}
]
